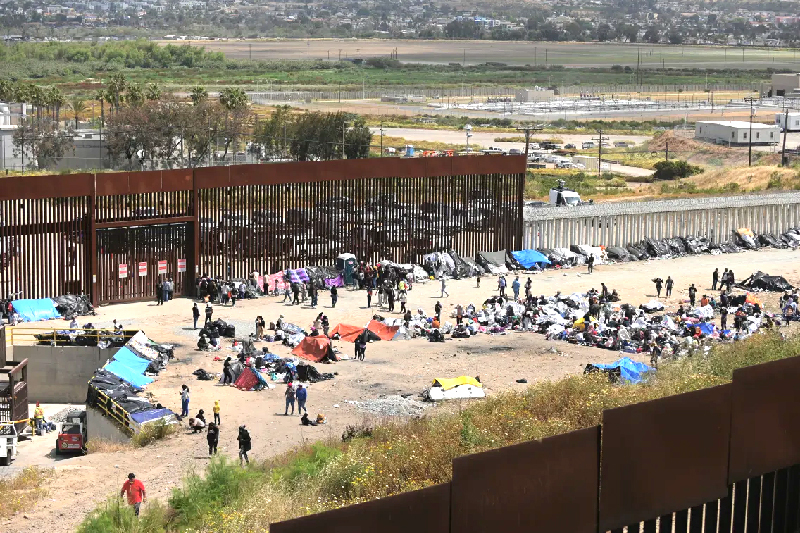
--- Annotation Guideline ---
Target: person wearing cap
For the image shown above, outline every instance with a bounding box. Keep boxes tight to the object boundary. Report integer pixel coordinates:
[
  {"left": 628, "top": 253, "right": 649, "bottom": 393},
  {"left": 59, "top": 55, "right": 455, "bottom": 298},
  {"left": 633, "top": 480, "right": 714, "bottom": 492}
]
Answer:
[
  {"left": 237, "top": 425, "right": 251, "bottom": 465},
  {"left": 120, "top": 473, "right": 146, "bottom": 516}
]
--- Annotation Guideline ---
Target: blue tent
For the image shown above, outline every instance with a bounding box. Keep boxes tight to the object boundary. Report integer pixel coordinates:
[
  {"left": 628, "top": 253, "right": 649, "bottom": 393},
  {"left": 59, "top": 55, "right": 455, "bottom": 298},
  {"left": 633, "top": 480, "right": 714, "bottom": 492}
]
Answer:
[
  {"left": 697, "top": 322, "right": 716, "bottom": 336},
  {"left": 511, "top": 249, "right": 551, "bottom": 270},
  {"left": 111, "top": 346, "right": 151, "bottom": 374},
  {"left": 104, "top": 360, "right": 154, "bottom": 388},
  {"left": 592, "top": 357, "right": 653, "bottom": 384},
  {"left": 12, "top": 299, "right": 61, "bottom": 322}
]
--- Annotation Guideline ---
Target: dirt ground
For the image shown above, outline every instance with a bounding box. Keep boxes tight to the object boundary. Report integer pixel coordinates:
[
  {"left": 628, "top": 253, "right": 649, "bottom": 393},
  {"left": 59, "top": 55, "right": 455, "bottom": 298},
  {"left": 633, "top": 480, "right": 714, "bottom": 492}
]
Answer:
[{"left": 4, "top": 248, "right": 800, "bottom": 532}]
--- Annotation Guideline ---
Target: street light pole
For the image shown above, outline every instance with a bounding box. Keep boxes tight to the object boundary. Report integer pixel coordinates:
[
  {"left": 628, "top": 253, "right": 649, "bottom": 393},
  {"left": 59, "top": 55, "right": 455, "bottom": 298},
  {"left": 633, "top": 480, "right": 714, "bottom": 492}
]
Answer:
[
  {"left": 744, "top": 95, "right": 757, "bottom": 167},
  {"left": 516, "top": 124, "right": 544, "bottom": 159},
  {"left": 464, "top": 123, "right": 472, "bottom": 153}
]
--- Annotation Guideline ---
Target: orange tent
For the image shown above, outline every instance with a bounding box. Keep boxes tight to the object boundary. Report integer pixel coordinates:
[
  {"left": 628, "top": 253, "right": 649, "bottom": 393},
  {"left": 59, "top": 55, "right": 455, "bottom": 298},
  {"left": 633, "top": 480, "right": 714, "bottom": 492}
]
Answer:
[
  {"left": 745, "top": 293, "right": 763, "bottom": 306},
  {"left": 291, "top": 336, "right": 335, "bottom": 363},
  {"left": 330, "top": 323, "right": 364, "bottom": 343},
  {"left": 367, "top": 320, "right": 400, "bottom": 341}
]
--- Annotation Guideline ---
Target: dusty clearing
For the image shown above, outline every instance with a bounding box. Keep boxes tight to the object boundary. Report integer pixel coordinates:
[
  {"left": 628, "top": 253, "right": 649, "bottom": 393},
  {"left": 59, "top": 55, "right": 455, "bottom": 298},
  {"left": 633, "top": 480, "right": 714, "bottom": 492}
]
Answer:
[{"left": 4, "top": 248, "right": 800, "bottom": 532}]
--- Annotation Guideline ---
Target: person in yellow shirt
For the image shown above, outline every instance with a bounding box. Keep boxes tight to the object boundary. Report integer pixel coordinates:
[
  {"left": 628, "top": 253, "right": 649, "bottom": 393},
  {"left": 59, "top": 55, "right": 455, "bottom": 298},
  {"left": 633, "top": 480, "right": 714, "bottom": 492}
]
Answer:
[
  {"left": 213, "top": 400, "right": 221, "bottom": 425},
  {"left": 33, "top": 402, "right": 45, "bottom": 435}
]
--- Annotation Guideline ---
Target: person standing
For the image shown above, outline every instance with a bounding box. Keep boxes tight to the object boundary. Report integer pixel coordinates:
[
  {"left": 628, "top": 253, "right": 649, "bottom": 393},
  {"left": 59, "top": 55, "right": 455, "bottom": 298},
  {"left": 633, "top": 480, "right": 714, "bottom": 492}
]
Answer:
[
  {"left": 512, "top": 276, "right": 521, "bottom": 300},
  {"left": 292, "top": 283, "right": 300, "bottom": 306},
  {"left": 525, "top": 278, "right": 532, "bottom": 299},
  {"left": 712, "top": 268, "right": 719, "bottom": 291},
  {"left": 207, "top": 422, "right": 219, "bottom": 455},
  {"left": 33, "top": 402, "right": 45, "bottom": 435},
  {"left": 387, "top": 287, "right": 395, "bottom": 312},
  {"left": 167, "top": 278, "right": 174, "bottom": 301},
  {"left": 205, "top": 304, "right": 213, "bottom": 325},
  {"left": 255, "top": 316, "right": 265, "bottom": 340},
  {"left": 296, "top": 384, "right": 308, "bottom": 415},
  {"left": 654, "top": 278, "right": 663, "bottom": 298},
  {"left": 435, "top": 301, "right": 442, "bottom": 321},
  {"left": 230, "top": 287, "right": 237, "bottom": 307},
  {"left": 476, "top": 271, "right": 481, "bottom": 288},
  {"left": 162, "top": 279, "right": 170, "bottom": 304},
  {"left": 587, "top": 254, "right": 595, "bottom": 274},
  {"left": 192, "top": 303, "right": 200, "bottom": 330},
  {"left": 456, "top": 304, "right": 464, "bottom": 325},
  {"left": 120, "top": 473, "right": 146, "bottom": 517},
  {"left": 237, "top": 425, "right": 251, "bottom": 466},
  {"left": 180, "top": 385, "right": 190, "bottom": 418},
  {"left": 720, "top": 306, "right": 729, "bottom": 331},
  {"left": 665, "top": 276, "right": 674, "bottom": 297},
  {"left": 321, "top": 314, "right": 330, "bottom": 337},
  {"left": 213, "top": 400, "right": 221, "bottom": 425},
  {"left": 399, "top": 289, "right": 407, "bottom": 313},
  {"left": 156, "top": 280, "right": 164, "bottom": 305},
  {"left": 310, "top": 284, "right": 318, "bottom": 308},
  {"left": 222, "top": 357, "right": 233, "bottom": 385},
  {"left": 366, "top": 286, "right": 373, "bottom": 308},
  {"left": 498, "top": 276, "right": 506, "bottom": 297},
  {"left": 440, "top": 276, "right": 449, "bottom": 298},
  {"left": 330, "top": 285, "right": 338, "bottom": 308},
  {"left": 688, "top": 284, "right": 697, "bottom": 307},
  {"left": 727, "top": 270, "right": 735, "bottom": 291},
  {"left": 284, "top": 384, "right": 295, "bottom": 415}
]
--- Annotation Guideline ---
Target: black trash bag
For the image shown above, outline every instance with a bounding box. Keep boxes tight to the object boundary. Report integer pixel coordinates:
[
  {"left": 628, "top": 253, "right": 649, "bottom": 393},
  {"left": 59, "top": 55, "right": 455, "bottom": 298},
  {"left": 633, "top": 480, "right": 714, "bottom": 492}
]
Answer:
[
  {"left": 666, "top": 238, "right": 687, "bottom": 255},
  {"left": 606, "top": 246, "right": 632, "bottom": 261},
  {"left": 739, "top": 271, "right": 795, "bottom": 292},
  {"left": 584, "top": 363, "right": 621, "bottom": 383},
  {"left": 626, "top": 244, "right": 650, "bottom": 260},
  {"left": 52, "top": 294, "right": 94, "bottom": 320},
  {"left": 758, "top": 233, "right": 787, "bottom": 249},
  {"left": 735, "top": 230, "right": 759, "bottom": 250},
  {"left": 193, "top": 368, "right": 215, "bottom": 380}
]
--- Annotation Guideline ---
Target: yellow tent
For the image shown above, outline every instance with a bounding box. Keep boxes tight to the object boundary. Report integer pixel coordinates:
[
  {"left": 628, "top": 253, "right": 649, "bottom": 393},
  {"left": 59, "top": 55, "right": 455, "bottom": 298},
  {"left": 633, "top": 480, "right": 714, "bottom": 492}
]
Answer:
[
  {"left": 738, "top": 228, "right": 754, "bottom": 237},
  {"left": 432, "top": 376, "right": 482, "bottom": 391}
]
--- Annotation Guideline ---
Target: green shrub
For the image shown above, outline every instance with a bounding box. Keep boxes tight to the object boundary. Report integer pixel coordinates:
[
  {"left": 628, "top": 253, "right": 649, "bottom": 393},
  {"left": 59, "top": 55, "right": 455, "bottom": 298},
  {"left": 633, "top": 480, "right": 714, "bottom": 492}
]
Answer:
[
  {"left": 767, "top": 171, "right": 783, "bottom": 189},
  {"left": 131, "top": 419, "right": 177, "bottom": 447},
  {"left": 652, "top": 160, "right": 703, "bottom": 181}
]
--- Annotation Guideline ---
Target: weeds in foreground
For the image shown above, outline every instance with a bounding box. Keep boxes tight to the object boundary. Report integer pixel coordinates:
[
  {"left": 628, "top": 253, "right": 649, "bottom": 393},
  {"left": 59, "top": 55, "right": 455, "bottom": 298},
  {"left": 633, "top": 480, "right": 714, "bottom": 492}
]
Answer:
[
  {"left": 131, "top": 420, "right": 177, "bottom": 448},
  {"left": 0, "top": 467, "right": 52, "bottom": 519},
  {"left": 87, "top": 438, "right": 131, "bottom": 454},
  {"left": 79, "top": 332, "right": 800, "bottom": 532}
]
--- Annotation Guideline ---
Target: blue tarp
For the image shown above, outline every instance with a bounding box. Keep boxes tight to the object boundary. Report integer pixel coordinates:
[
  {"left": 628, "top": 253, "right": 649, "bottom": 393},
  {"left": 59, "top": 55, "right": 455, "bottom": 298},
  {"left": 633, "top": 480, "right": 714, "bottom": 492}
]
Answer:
[
  {"left": 12, "top": 299, "right": 61, "bottom": 322},
  {"left": 512, "top": 249, "right": 552, "bottom": 269},
  {"left": 111, "top": 346, "right": 151, "bottom": 374},
  {"left": 130, "top": 408, "right": 175, "bottom": 424},
  {"left": 593, "top": 357, "right": 653, "bottom": 384},
  {"left": 104, "top": 360, "right": 154, "bottom": 388},
  {"left": 698, "top": 322, "right": 716, "bottom": 336}
]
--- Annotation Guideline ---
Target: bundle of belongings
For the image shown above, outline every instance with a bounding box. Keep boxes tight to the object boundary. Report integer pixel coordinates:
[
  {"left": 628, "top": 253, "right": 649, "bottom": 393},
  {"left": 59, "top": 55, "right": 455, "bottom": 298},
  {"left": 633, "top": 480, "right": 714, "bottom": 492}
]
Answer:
[
  {"left": 86, "top": 331, "right": 178, "bottom": 433},
  {"left": 10, "top": 295, "right": 94, "bottom": 323},
  {"left": 584, "top": 357, "right": 653, "bottom": 384},
  {"left": 424, "top": 376, "right": 485, "bottom": 401}
]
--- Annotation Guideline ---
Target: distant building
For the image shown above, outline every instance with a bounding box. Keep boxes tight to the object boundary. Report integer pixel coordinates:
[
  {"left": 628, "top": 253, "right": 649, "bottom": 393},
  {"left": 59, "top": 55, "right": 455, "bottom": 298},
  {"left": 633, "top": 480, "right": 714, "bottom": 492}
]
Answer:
[
  {"left": 770, "top": 73, "right": 800, "bottom": 97},
  {"left": 776, "top": 112, "right": 800, "bottom": 132},
  {"left": 695, "top": 121, "right": 780, "bottom": 145},
  {"left": 515, "top": 89, "right": 555, "bottom": 103}
]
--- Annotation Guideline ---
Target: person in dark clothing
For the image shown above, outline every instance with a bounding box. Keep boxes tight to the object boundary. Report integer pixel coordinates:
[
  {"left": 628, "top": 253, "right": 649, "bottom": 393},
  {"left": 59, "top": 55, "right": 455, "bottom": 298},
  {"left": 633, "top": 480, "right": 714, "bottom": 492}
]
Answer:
[
  {"left": 600, "top": 283, "right": 609, "bottom": 301},
  {"left": 301, "top": 413, "right": 318, "bottom": 426},
  {"left": 237, "top": 425, "right": 251, "bottom": 465},
  {"left": 222, "top": 357, "right": 234, "bottom": 384},
  {"left": 205, "top": 304, "right": 213, "bottom": 324},
  {"left": 296, "top": 384, "right": 308, "bottom": 415},
  {"left": 727, "top": 270, "right": 735, "bottom": 291},
  {"left": 192, "top": 303, "right": 200, "bottom": 329},
  {"left": 156, "top": 280, "right": 164, "bottom": 305},
  {"left": 688, "top": 284, "right": 697, "bottom": 307},
  {"left": 434, "top": 301, "right": 442, "bottom": 321},
  {"left": 366, "top": 286, "right": 373, "bottom": 308},
  {"left": 586, "top": 254, "right": 595, "bottom": 274},
  {"left": 292, "top": 283, "right": 300, "bottom": 305},
  {"left": 712, "top": 268, "right": 719, "bottom": 291},
  {"left": 720, "top": 290, "right": 729, "bottom": 308},
  {"left": 321, "top": 314, "right": 330, "bottom": 337},
  {"left": 207, "top": 422, "right": 219, "bottom": 455},
  {"left": 720, "top": 306, "right": 729, "bottom": 330},
  {"left": 355, "top": 331, "right": 367, "bottom": 361},
  {"left": 476, "top": 271, "right": 481, "bottom": 288},
  {"left": 330, "top": 286, "right": 338, "bottom": 308},
  {"left": 191, "top": 409, "right": 206, "bottom": 432},
  {"left": 310, "top": 285, "right": 318, "bottom": 308},
  {"left": 653, "top": 278, "right": 663, "bottom": 298},
  {"left": 665, "top": 277, "right": 674, "bottom": 297},
  {"left": 387, "top": 288, "right": 395, "bottom": 312}
]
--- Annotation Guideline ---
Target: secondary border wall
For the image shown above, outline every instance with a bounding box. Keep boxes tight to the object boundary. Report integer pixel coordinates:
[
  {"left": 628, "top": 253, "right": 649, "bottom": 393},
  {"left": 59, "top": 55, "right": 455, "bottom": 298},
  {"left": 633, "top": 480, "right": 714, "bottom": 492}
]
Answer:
[
  {"left": 0, "top": 157, "right": 525, "bottom": 305},
  {"left": 270, "top": 354, "right": 800, "bottom": 533},
  {"left": 523, "top": 191, "right": 800, "bottom": 250}
]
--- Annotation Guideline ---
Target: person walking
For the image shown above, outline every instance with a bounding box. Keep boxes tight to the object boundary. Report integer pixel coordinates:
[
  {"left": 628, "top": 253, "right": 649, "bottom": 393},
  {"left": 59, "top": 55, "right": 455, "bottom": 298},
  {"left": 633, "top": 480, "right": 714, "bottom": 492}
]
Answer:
[
  {"left": 222, "top": 357, "right": 234, "bottom": 385},
  {"left": 727, "top": 270, "right": 735, "bottom": 291},
  {"left": 255, "top": 316, "right": 265, "bottom": 340},
  {"left": 512, "top": 276, "right": 521, "bottom": 300},
  {"left": 399, "top": 290, "right": 407, "bottom": 313},
  {"left": 587, "top": 254, "right": 595, "bottom": 274},
  {"left": 665, "top": 276, "right": 674, "bottom": 297},
  {"left": 230, "top": 287, "right": 237, "bottom": 307},
  {"left": 237, "top": 425, "right": 251, "bottom": 466},
  {"left": 120, "top": 473, "right": 146, "bottom": 517},
  {"left": 296, "top": 384, "right": 308, "bottom": 415},
  {"left": 440, "top": 276, "right": 449, "bottom": 298},
  {"left": 192, "top": 303, "right": 200, "bottom": 330},
  {"left": 204, "top": 304, "right": 213, "bottom": 325},
  {"left": 712, "top": 268, "right": 719, "bottom": 291},
  {"left": 180, "top": 385, "right": 190, "bottom": 418},
  {"left": 213, "top": 400, "right": 221, "bottom": 425},
  {"left": 207, "top": 422, "right": 219, "bottom": 455},
  {"left": 292, "top": 283, "right": 300, "bottom": 305},
  {"left": 366, "top": 286, "right": 373, "bottom": 308},
  {"left": 654, "top": 278, "right": 663, "bottom": 298},
  {"left": 330, "top": 285, "right": 338, "bottom": 308},
  {"left": 435, "top": 301, "right": 442, "bottom": 321},
  {"left": 688, "top": 284, "right": 697, "bottom": 307},
  {"left": 156, "top": 280, "right": 164, "bottom": 305},
  {"left": 284, "top": 384, "right": 296, "bottom": 415},
  {"left": 355, "top": 332, "right": 367, "bottom": 361}
]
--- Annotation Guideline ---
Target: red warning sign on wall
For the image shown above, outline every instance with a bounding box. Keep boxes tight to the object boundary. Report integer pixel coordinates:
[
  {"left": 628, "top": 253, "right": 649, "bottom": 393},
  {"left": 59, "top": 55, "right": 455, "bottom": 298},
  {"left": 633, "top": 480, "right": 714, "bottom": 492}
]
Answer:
[
  {"left": 177, "top": 259, "right": 186, "bottom": 273},
  {"left": 119, "top": 264, "right": 128, "bottom": 279},
  {"left": 157, "top": 260, "right": 167, "bottom": 275},
  {"left": 138, "top": 262, "right": 147, "bottom": 277}
]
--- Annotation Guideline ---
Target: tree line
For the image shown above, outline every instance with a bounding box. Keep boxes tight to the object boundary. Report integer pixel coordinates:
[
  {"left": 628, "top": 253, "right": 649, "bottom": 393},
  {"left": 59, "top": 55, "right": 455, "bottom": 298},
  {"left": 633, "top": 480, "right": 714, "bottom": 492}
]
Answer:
[{"left": 2, "top": 73, "right": 372, "bottom": 171}]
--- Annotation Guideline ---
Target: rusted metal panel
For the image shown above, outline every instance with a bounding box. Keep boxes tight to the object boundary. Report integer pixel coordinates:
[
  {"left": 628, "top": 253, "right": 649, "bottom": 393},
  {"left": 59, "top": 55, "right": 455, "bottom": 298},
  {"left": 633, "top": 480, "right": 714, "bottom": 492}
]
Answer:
[
  {"left": 450, "top": 426, "right": 600, "bottom": 533},
  {"left": 194, "top": 165, "right": 230, "bottom": 189},
  {"left": 269, "top": 483, "right": 450, "bottom": 533},
  {"left": 729, "top": 356, "right": 800, "bottom": 483},
  {"left": 160, "top": 169, "right": 193, "bottom": 192},
  {"left": 127, "top": 170, "right": 162, "bottom": 194},
  {"left": 0, "top": 173, "right": 93, "bottom": 200},
  {"left": 599, "top": 384, "right": 732, "bottom": 531},
  {"left": 95, "top": 172, "right": 131, "bottom": 196}
]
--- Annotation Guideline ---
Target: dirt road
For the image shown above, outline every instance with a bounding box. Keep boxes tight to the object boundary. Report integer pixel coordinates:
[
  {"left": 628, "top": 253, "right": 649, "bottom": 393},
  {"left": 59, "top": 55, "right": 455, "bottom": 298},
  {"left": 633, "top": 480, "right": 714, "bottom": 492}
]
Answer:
[{"left": 5, "top": 247, "right": 800, "bottom": 532}]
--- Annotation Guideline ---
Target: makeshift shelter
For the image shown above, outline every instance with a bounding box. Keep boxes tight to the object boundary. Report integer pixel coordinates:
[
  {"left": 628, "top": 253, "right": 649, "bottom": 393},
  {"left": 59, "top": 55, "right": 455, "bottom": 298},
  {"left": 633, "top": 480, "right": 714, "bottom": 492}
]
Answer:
[
  {"left": 330, "top": 323, "right": 364, "bottom": 342},
  {"left": 606, "top": 246, "right": 633, "bottom": 262},
  {"left": 267, "top": 271, "right": 288, "bottom": 293},
  {"left": 12, "top": 298, "right": 61, "bottom": 322},
  {"left": 286, "top": 269, "right": 310, "bottom": 284},
  {"left": 427, "top": 376, "right": 485, "bottom": 401},
  {"left": 586, "top": 357, "right": 652, "bottom": 384},
  {"left": 51, "top": 295, "right": 93, "bottom": 320},
  {"left": 511, "top": 249, "right": 551, "bottom": 270},
  {"left": 367, "top": 320, "right": 400, "bottom": 341},
  {"left": 739, "top": 271, "right": 795, "bottom": 292},
  {"left": 104, "top": 346, "right": 155, "bottom": 389},
  {"left": 477, "top": 250, "right": 509, "bottom": 274},
  {"left": 234, "top": 367, "right": 268, "bottom": 391},
  {"left": 735, "top": 228, "right": 758, "bottom": 250},
  {"left": 292, "top": 336, "right": 337, "bottom": 363}
]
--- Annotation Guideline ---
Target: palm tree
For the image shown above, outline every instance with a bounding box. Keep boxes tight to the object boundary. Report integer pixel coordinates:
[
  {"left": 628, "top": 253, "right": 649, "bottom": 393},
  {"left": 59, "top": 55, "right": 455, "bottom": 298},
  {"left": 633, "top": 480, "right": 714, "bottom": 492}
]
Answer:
[
  {"left": 94, "top": 89, "right": 107, "bottom": 128},
  {"left": 190, "top": 85, "right": 208, "bottom": 106},
  {"left": 145, "top": 83, "right": 162, "bottom": 101},
  {"left": 69, "top": 96, "right": 87, "bottom": 129},
  {"left": 107, "top": 73, "right": 127, "bottom": 112},
  {"left": 46, "top": 86, "right": 66, "bottom": 123}
]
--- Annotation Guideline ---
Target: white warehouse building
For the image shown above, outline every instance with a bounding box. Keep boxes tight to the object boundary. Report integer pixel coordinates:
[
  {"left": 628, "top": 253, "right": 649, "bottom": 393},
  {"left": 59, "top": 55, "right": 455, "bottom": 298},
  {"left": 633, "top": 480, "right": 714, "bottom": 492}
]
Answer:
[
  {"left": 776, "top": 112, "right": 800, "bottom": 132},
  {"left": 695, "top": 121, "right": 780, "bottom": 146}
]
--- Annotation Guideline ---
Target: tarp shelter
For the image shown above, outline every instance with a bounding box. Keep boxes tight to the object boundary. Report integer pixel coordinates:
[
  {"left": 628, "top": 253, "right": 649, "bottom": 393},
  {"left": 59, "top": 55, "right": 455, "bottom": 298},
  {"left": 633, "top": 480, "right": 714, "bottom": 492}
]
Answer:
[
  {"left": 428, "top": 376, "right": 485, "bottom": 401},
  {"left": 111, "top": 346, "right": 151, "bottom": 375},
  {"left": 12, "top": 298, "right": 61, "bottom": 322},
  {"left": 432, "top": 376, "right": 482, "bottom": 390},
  {"left": 330, "top": 323, "right": 364, "bottom": 342},
  {"left": 286, "top": 269, "right": 310, "bottom": 284},
  {"left": 292, "top": 336, "right": 335, "bottom": 363},
  {"left": 478, "top": 250, "right": 507, "bottom": 268},
  {"left": 740, "top": 271, "right": 795, "bottom": 292},
  {"left": 511, "top": 249, "right": 551, "bottom": 269},
  {"left": 367, "top": 320, "right": 399, "bottom": 341},
  {"left": 325, "top": 275, "right": 344, "bottom": 288},
  {"left": 129, "top": 408, "right": 175, "bottom": 425},
  {"left": 235, "top": 368, "right": 264, "bottom": 391},
  {"left": 590, "top": 357, "right": 652, "bottom": 384},
  {"left": 267, "top": 271, "right": 288, "bottom": 292},
  {"left": 104, "top": 360, "right": 154, "bottom": 389}
]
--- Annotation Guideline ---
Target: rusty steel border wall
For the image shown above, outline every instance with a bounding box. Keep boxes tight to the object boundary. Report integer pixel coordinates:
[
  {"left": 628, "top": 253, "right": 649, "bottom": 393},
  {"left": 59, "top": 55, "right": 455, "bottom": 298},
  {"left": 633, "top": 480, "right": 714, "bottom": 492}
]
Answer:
[
  {"left": 523, "top": 191, "right": 800, "bottom": 250},
  {"left": 271, "top": 354, "right": 800, "bottom": 533},
  {"left": 0, "top": 156, "right": 525, "bottom": 305}
]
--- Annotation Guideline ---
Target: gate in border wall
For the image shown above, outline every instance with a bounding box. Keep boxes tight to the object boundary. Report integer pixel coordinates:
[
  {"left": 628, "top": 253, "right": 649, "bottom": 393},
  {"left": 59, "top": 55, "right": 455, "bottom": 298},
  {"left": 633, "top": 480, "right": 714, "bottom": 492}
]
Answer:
[{"left": 0, "top": 157, "right": 526, "bottom": 305}]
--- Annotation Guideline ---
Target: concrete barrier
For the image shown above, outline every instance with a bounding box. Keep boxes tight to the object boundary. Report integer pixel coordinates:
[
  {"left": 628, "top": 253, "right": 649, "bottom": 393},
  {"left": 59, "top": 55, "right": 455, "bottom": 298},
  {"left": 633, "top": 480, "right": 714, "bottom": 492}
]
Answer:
[
  {"left": 523, "top": 191, "right": 800, "bottom": 250},
  {"left": 12, "top": 345, "right": 119, "bottom": 404},
  {"left": 86, "top": 405, "right": 131, "bottom": 444}
]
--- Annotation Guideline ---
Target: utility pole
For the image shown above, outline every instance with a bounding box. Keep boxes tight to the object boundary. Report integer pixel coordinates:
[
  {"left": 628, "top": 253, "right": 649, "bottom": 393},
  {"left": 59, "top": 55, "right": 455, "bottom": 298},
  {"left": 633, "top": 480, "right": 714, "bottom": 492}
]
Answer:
[
  {"left": 744, "top": 95, "right": 757, "bottom": 166},
  {"left": 665, "top": 141, "right": 669, "bottom": 162},
  {"left": 516, "top": 124, "right": 543, "bottom": 159},
  {"left": 342, "top": 120, "right": 349, "bottom": 159},
  {"left": 380, "top": 123, "right": 384, "bottom": 157},
  {"left": 593, "top": 129, "right": 608, "bottom": 179},
  {"left": 781, "top": 107, "right": 790, "bottom": 166}
]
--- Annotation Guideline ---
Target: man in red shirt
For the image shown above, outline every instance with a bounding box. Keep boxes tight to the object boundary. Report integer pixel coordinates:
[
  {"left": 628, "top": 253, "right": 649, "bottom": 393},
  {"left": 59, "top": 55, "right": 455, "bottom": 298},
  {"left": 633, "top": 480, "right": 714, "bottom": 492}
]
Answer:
[{"left": 120, "top": 472, "right": 146, "bottom": 516}]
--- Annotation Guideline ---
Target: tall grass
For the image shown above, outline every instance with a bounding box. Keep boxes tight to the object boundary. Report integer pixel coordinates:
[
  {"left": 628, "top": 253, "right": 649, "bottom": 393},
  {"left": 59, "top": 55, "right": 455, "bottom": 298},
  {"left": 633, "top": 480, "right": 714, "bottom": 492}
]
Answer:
[
  {"left": 79, "top": 332, "right": 800, "bottom": 532},
  {"left": 0, "top": 467, "right": 51, "bottom": 519}
]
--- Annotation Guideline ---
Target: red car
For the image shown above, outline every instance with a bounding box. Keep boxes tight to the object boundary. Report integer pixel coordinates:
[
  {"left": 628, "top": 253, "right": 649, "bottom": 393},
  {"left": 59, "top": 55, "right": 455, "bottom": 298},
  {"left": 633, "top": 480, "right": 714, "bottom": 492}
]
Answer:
[{"left": 56, "top": 411, "right": 87, "bottom": 456}]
